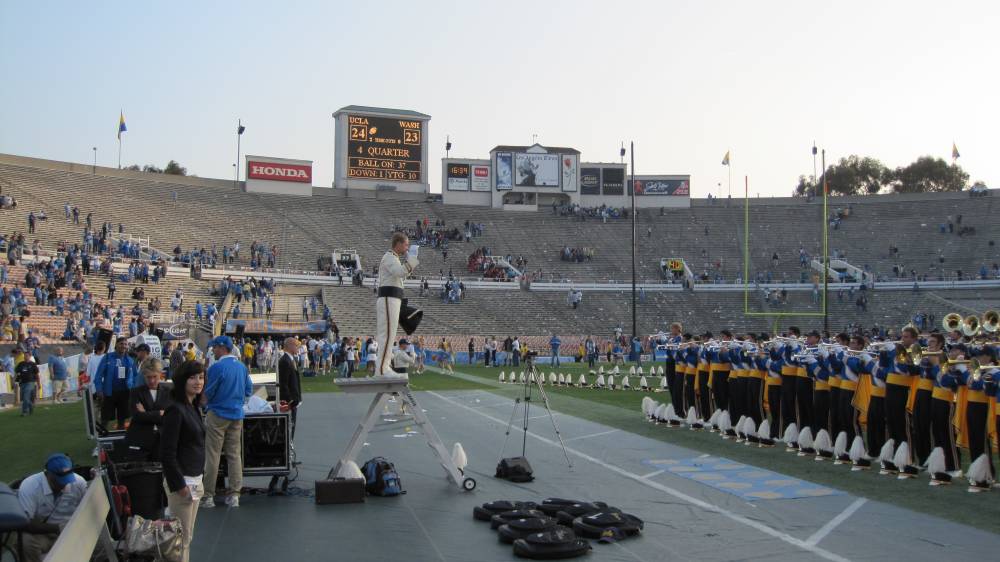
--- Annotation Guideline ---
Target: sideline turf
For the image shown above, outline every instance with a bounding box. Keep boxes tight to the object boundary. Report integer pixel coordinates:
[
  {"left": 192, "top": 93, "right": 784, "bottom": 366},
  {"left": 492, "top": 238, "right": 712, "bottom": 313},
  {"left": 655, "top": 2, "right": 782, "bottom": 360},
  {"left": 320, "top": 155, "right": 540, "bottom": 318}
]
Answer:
[{"left": 448, "top": 362, "right": 1000, "bottom": 535}]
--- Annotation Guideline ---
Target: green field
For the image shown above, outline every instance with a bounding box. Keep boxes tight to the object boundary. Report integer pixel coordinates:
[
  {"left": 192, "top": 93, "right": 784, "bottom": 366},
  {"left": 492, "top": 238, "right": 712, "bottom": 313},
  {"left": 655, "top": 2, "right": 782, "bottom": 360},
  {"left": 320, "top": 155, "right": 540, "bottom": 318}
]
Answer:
[{"left": 2, "top": 362, "right": 997, "bottom": 534}]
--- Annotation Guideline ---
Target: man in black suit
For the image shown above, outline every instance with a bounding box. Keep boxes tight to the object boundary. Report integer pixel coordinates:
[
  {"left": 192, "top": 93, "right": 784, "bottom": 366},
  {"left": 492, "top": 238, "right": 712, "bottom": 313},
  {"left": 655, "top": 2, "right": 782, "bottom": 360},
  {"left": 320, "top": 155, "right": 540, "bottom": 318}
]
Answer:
[
  {"left": 126, "top": 358, "right": 171, "bottom": 459},
  {"left": 278, "top": 337, "right": 303, "bottom": 439}
]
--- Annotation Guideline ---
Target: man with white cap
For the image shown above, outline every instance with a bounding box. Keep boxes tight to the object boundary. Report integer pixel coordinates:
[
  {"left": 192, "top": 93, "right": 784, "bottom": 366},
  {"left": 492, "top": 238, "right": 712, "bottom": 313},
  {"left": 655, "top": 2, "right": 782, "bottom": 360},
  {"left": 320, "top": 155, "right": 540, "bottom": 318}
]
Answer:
[{"left": 17, "top": 453, "right": 88, "bottom": 561}]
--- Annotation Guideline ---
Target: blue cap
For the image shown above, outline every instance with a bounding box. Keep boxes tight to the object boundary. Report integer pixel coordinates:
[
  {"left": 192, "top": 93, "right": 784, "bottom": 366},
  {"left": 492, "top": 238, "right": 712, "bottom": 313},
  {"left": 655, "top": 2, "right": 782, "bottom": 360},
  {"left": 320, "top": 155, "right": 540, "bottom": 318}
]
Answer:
[
  {"left": 45, "top": 453, "right": 76, "bottom": 487},
  {"left": 208, "top": 336, "right": 234, "bottom": 350}
]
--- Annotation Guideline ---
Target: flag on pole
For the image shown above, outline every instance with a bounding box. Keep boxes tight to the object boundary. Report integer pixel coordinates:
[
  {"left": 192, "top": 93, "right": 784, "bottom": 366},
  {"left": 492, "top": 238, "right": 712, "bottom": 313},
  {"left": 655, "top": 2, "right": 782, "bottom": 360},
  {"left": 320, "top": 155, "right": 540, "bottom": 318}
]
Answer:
[
  {"left": 951, "top": 142, "right": 960, "bottom": 160},
  {"left": 722, "top": 150, "right": 730, "bottom": 166},
  {"left": 118, "top": 111, "right": 127, "bottom": 140}
]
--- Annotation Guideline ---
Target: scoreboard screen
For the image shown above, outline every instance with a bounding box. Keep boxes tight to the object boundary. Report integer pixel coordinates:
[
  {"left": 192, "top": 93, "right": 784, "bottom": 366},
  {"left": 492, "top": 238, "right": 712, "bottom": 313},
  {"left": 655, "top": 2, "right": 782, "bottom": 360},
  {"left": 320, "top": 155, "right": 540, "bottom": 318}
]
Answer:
[{"left": 347, "top": 115, "right": 423, "bottom": 182}]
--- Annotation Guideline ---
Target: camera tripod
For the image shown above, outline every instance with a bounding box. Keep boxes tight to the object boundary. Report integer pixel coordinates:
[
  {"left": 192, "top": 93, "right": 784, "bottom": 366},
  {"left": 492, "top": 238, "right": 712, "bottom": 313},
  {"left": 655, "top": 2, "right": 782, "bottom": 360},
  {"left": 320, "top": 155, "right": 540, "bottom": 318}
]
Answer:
[{"left": 498, "top": 357, "right": 573, "bottom": 468}]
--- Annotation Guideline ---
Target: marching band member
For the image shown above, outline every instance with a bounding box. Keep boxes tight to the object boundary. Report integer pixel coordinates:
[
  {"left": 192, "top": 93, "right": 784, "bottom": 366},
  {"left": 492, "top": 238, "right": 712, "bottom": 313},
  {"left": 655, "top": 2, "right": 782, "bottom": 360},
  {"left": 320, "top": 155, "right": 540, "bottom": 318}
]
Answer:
[
  {"left": 729, "top": 336, "right": 747, "bottom": 437},
  {"left": 761, "top": 335, "right": 783, "bottom": 446},
  {"left": 779, "top": 328, "right": 803, "bottom": 448},
  {"left": 910, "top": 333, "right": 936, "bottom": 469},
  {"left": 927, "top": 335, "right": 961, "bottom": 484},
  {"left": 697, "top": 334, "right": 713, "bottom": 429},
  {"left": 955, "top": 345, "right": 996, "bottom": 492},
  {"left": 879, "top": 327, "right": 920, "bottom": 475},
  {"left": 806, "top": 339, "right": 833, "bottom": 458},
  {"left": 685, "top": 335, "right": 702, "bottom": 427},
  {"left": 664, "top": 323, "right": 684, "bottom": 423},
  {"left": 743, "top": 335, "right": 765, "bottom": 429},
  {"left": 827, "top": 334, "right": 849, "bottom": 446},
  {"left": 710, "top": 331, "right": 734, "bottom": 433},
  {"left": 795, "top": 330, "right": 819, "bottom": 445},
  {"left": 842, "top": 335, "right": 873, "bottom": 468}
]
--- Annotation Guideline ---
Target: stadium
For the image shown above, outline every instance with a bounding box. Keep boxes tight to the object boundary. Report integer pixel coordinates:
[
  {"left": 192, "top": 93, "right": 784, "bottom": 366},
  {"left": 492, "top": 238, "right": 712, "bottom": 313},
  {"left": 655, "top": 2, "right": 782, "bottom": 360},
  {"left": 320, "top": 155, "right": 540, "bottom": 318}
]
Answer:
[{"left": 2, "top": 3, "right": 1000, "bottom": 561}]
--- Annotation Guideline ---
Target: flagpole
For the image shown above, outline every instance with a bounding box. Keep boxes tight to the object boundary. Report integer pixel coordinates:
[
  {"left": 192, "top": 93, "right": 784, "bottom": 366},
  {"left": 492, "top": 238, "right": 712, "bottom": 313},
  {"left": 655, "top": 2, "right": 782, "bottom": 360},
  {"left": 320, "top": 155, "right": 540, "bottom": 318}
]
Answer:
[
  {"left": 118, "top": 137, "right": 122, "bottom": 169},
  {"left": 727, "top": 152, "right": 732, "bottom": 199}
]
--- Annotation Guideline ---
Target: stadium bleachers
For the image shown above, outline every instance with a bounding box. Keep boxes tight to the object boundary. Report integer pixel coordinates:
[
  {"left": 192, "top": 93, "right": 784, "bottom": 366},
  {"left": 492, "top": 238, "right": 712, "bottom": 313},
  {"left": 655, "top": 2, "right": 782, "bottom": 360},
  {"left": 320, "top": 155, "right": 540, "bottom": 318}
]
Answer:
[{"left": 3, "top": 155, "right": 1000, "bottom": 341}]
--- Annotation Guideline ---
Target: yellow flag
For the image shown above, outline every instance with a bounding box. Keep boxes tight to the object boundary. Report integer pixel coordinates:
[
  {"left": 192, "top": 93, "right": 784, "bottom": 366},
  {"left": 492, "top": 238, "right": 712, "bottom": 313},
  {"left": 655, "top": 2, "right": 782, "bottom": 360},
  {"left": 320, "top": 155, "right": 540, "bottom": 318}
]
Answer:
[{"left": 722, "top": 150, "right": 730, "bottom": 166}]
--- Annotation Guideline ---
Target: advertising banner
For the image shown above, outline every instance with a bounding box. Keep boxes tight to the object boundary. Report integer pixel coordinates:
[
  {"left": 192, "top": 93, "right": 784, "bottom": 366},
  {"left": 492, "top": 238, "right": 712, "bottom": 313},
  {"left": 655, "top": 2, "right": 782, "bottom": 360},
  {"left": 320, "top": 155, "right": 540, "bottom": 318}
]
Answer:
[
  {"left": 634, "top": 178, "right": 690, "bottom": 196},
  {"left": 471, "top": 165, "right": 491, "bottom": 191},
  {"left": 247, "top": 161, "right": 312, "bottom": 183},
  {"left": 561, "top": 154, "right": 578, "bottom": 192},
  {"left": 496, "top": 152, "right": 513, "bottom": 190},
  {"left": 580, "top": 167, "right": 601, "bottom": 195},
  {"left": 514, "top": 153, "right": 559, "bottom": 187}
]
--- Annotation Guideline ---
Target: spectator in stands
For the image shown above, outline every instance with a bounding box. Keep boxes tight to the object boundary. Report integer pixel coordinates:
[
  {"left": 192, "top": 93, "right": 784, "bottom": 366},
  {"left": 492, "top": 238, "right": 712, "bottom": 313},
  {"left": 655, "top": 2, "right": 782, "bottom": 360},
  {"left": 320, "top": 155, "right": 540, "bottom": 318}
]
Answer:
[
  {"left": 202, "top": 336, "right": 252, "bottom": 509},
  {"left": 106, "top": 277, "right": 115, "bottom": 300},
  {"left": 467, "top": 338, "right": 475, "bottom": 364},
  {"left": 17, "top": 453, "right": 89, "bottom": 562},
  {"left": 15, "top": 354, "right": 39, "bottom": 416},
  {"left": 160, "top": 360, "right": 206, "bottom": 562},
  {"left": 47, "top": 347, "right": 69, "bottom": 403}
]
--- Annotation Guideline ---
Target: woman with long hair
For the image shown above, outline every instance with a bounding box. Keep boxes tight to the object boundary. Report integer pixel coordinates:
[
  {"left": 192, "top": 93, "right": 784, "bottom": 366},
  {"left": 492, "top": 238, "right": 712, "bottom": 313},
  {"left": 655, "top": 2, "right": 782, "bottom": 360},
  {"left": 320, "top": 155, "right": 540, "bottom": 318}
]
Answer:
[{"left": 159, "top": 361, "right": 206, "bottom": 562}]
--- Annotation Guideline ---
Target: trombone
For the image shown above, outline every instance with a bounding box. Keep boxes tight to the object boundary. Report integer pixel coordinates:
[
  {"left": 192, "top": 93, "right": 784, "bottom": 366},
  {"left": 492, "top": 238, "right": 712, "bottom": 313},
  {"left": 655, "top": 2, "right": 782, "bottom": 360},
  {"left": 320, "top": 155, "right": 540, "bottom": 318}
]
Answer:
[{"left": 971, "top": 363, "right": 997, "bottom": 383}]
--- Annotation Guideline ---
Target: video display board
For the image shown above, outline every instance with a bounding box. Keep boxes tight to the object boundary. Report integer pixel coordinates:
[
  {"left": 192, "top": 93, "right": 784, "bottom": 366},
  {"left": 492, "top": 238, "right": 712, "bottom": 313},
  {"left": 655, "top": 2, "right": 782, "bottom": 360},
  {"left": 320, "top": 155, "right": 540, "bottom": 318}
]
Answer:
[
  {"left": 446, "top": 163, "right": 470, "bottom": 191},
  {"left": 514, "top": 153, "right": 559, "bottom": 187}
]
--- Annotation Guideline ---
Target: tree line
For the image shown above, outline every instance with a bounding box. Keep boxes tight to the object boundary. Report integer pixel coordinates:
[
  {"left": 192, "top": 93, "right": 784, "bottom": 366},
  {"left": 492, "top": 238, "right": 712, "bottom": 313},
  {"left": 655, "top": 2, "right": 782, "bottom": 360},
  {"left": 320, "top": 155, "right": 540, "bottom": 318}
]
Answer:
[
  {"left": 793, "top": 155, "right": 985, "bottom": 196},
  {"left": 123, "top": 160, "right": 188, "bottom": 176}
]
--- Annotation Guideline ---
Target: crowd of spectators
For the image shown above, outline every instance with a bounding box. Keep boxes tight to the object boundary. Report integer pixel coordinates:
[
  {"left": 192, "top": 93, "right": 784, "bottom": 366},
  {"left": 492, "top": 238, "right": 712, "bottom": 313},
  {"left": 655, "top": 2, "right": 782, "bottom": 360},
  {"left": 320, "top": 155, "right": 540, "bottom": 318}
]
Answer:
[
  {"left": 552, "top": 202, "right": 626, "bottom": 222},
  {"left": 560, "top": 246, "right": 594, "bottom": 262}
]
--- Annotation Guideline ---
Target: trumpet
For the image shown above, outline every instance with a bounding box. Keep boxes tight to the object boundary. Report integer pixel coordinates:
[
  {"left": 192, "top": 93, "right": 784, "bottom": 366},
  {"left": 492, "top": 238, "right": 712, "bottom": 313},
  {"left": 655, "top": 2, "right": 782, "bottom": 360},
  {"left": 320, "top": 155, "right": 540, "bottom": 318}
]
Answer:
[{"left": 971, "top": 363, "right": 997, "bottom": 383}]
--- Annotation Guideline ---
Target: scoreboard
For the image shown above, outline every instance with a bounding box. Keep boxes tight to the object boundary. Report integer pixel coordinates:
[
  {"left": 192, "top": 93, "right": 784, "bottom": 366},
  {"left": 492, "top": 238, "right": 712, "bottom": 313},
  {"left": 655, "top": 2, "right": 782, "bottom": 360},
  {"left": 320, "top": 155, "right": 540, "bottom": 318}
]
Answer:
[{"left": 347, "top": 115, "right": 423, "bottom": 182}]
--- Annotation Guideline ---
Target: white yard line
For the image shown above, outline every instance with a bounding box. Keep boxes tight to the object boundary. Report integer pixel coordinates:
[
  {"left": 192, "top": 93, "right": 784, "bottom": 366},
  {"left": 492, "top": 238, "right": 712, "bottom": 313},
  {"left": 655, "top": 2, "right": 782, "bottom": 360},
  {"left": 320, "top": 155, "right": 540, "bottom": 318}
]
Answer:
[
  {"left": 640, "top": 469, "right": 665, "bottom": 479},
  {"left": 427, "top": 390, "right": 852, "bottom": 562},
  {"left": 563, "top": 429, "right": 619, "bottom": 442},
  {"left": 805, "top": 498, "right": 868, "bottom": 547}
]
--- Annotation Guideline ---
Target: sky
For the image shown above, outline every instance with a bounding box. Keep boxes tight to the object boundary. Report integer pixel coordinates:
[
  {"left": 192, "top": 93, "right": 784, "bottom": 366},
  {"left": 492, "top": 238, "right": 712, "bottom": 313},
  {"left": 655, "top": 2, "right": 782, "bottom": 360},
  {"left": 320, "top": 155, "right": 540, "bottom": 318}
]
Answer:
[{"left": 1, "top": 0, "right": 997, "bottom": 197}]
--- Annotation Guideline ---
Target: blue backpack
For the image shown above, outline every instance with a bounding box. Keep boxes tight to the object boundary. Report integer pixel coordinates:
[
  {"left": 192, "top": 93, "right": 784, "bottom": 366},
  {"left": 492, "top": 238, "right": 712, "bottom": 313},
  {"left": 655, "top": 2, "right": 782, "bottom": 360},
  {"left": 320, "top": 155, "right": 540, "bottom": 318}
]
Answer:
[{"left": 361, "top": 457, "right": 404, "bottom": 497}]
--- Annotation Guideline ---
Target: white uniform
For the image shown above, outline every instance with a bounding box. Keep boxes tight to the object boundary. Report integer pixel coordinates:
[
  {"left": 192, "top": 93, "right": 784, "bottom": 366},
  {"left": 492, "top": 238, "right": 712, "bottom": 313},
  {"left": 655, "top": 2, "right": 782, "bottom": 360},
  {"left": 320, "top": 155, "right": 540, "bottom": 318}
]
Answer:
[{"left": 375, "top": 250, "right": 418, "bottom": 376}]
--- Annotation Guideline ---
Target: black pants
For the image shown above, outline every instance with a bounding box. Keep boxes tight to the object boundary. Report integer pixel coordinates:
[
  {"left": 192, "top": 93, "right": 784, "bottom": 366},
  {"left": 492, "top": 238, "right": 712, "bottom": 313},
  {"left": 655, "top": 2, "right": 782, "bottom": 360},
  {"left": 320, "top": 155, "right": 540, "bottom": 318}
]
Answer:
[
  {"left": 930, "top": 397, "right": 960, "bottom": 472},
  {"left": 884, "top": 383, "right": 910, "bottom": 446},
  {"left": 966, "top": 402, "right": 994, "bottom": 478},
  {"left": 669, "top": 365, "right": 684, "bottom": 416},
  {"left": 710, "top": 370, "right": 729, "bottom": 415},
  {"left": 684, "top": 373, "right": 697, "bottom": 415},
  {"left": 839, "top": 389, "right": 859, "bottom": 442},
  {"left": 829, "top": 386, "right": 842, "bottom": 438},
  {"left": 795, "top": 377, "right": 813, "bottom": 431},
  {"left": 780, "top": 375, "right": 798, "bottom": 431},
  {"left": 812, "top": 388, "right": 830, "bottom": 435},
  {"left": 101, "top": 389, "right": 130, "bottom": 427},
  {"left": 911, "top": 388, "right": 933, "bottom": 465},
  {"left": 664, "top": 360, "right": 676, "bottom": 399},
  {"left": 729, "top": 376, "right": 745, "bottom": 420},
  {"left": 767, "top": 383, "right": 782, "bottom": 438},
  {"left": 867, "top": 395, "right": 887, "bottom": 457},
  {"left": 745, "top": 378, "right": 764, "bottom": 425},
  {"left": 697, "top": 371, "right": 712, "bottom": 419}
]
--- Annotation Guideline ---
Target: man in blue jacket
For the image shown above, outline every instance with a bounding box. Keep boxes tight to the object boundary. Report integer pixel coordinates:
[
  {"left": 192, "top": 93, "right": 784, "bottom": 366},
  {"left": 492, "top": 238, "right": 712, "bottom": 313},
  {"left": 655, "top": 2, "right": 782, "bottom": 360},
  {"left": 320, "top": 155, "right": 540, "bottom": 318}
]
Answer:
[
  {"left": 201, "top": 336, "right": 253, "bottom": 509},
  {"left": 93, "top": 338, "right": 139, "bottom": 430},
  {"left": 549, "top": 334, "right": 561, "bottom": 367}
]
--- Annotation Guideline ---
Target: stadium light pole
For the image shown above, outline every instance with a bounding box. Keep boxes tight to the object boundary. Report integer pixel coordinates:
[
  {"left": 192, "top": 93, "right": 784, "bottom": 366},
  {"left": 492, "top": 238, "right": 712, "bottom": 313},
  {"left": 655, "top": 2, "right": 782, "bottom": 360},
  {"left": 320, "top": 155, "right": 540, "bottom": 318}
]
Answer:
[
  {"left": 235, "top": 119, "right": 246, "bottom": 191},
  {"left": 821, "top": 148, "right": 829, "bottom": 333},
  {"left": 630, "top": 141, "right": 637, "bottom": 342}
]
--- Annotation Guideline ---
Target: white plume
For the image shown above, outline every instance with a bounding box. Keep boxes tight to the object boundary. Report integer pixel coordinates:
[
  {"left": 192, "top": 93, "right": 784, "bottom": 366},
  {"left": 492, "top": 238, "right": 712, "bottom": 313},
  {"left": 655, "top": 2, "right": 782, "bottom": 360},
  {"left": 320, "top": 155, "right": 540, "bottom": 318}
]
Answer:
[
  {"left": 451, "top": 443, "right": 468, "bottom": 470},
  {"left": 833, "top": 432, "right": 848, "bottom": 458},
  {"left": 878, "top": 439, "right": 896, "bottom": 464},
  {"left": 782, "top": 423, "right": 799, "bottom": 445}
]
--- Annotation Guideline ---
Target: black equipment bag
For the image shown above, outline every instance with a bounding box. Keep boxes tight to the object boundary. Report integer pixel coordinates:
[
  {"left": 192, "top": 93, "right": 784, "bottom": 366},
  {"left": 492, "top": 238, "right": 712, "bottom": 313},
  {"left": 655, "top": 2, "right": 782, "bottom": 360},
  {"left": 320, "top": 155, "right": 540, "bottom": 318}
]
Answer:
[
  {"left": 497, "top": 516, "right": 560, "bottom": 544},
  {"left": 496, "top": 457, "right": 534, "bottom": 482},
  {"left": 538, "top": 498, "right": 606, "bottom": 516},
  {"left": 399, "top": 299, "right": 423, "bottom": 335},
  {"left": 572, "top": 511, "right": 644, "bottom": 540},
  {"left": 490, "top": 509, "right": 546, "bottom": 530},
  {"left": 513, "top": 527, "right": 592, "bottom": 560},
  {"left": 474, "top": 500, "right": 539, "bottom": 521},
  {"left": 554, "top": 502, "right": 621, "bottom": 525}
]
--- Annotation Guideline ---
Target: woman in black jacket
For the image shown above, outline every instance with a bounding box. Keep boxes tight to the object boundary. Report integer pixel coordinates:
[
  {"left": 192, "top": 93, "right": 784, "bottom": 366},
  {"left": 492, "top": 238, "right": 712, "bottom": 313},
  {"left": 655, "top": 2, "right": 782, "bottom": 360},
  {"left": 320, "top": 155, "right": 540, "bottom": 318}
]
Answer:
[{"left": 159, "top": 361, "right": 206, "bottom": 562}]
